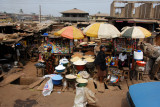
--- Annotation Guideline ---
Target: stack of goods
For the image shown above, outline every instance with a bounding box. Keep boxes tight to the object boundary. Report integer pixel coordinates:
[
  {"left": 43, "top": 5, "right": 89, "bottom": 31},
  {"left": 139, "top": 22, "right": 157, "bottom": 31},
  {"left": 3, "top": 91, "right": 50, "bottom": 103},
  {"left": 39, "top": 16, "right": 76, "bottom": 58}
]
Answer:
[
  {"left": 71, "top": 52, "right": 83, "bottom": 63},
  {"left": 85, "top": 51, "right": 95, "bottom": 56},
  {"left": 59, "top": 57, "right": 69, "bottom": 67},
  {"left": 70, "top": 57, "right": 81, "bottom": 63},
  {"left": 88, "top": 41, "right": 96, "bottom": 46},
  {"left": 65, "top": 74, "right": 77, "bottom": 81},
  {"left": 73, "top": 59, "right": 86, "bottom": 71},
  {"left": 73, "top": 60, "right": 86, "bottom": 66},
  {"left": 76, "top": 78, "right": 88, "bottom": 87},
  {"left": 80, "top": 42, "right": 87, "bottom": 46},
  {"left": 106, "top": 56, "right": 118, "bottom": 66},
  {"left": 71, "top": 54, "right": 83, "bottom": 59},
  {"left": 55, "top": 65, "right": 66, "bottom": 73}
]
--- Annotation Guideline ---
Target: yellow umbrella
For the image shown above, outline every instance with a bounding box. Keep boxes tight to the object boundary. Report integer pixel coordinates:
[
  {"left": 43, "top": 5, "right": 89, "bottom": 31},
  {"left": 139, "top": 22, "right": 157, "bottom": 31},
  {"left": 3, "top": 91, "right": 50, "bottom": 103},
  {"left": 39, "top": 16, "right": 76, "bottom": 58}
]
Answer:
[
  {"left": 83, "top": 23, "right": 120, "bottom": 38},
  {"left": 54, "top": 26, "right": 84, "bottom": 39}
]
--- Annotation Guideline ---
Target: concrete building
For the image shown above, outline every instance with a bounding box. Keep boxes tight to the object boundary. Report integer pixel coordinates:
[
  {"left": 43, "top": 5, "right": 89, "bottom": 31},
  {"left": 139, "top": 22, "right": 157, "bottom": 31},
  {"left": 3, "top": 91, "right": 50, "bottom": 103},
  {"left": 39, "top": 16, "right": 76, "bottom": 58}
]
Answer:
[
  {"left": 59, "top": 8, "right": 89, "bottom": 23},
  {"left": 110, "top": 1, "right": 160, "bottom": 19},
  {"left": 90, "top": 12, "right": 109, "bottom": 22}
]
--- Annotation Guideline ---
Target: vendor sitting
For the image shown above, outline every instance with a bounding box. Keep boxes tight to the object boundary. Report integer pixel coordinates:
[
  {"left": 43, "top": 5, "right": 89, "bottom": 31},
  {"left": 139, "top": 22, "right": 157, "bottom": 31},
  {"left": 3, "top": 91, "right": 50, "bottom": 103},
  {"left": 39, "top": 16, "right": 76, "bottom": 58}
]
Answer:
[{"left": 118, "top": 51, "right": 127, "bottom": 69}]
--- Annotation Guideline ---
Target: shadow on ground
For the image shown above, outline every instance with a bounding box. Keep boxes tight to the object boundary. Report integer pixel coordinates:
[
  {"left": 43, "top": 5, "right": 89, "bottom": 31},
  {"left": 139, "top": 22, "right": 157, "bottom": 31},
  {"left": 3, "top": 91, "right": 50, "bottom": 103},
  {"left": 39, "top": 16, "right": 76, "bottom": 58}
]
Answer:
[{"left": 14, "top": 98, "right": 38, "bottom": 107}]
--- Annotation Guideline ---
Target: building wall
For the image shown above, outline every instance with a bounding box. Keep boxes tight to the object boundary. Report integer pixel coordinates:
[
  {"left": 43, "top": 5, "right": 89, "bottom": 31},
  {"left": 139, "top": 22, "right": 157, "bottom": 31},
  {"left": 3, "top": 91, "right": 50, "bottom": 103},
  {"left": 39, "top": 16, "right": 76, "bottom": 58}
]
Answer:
[
  {"left": 110, "top": 1, "right": 160, "bottom": 19},
  {"left": 124, "top": 3, "right": 134, "bottom": 18},
  {"left": 139, "top": 3, "right": 153, "bottom": 19},
  {"left": 154, "top": 5, "right": 160, "bottom": 19},
  {"left": 134, "top": 7, "right": 140, "bottom": 18}
]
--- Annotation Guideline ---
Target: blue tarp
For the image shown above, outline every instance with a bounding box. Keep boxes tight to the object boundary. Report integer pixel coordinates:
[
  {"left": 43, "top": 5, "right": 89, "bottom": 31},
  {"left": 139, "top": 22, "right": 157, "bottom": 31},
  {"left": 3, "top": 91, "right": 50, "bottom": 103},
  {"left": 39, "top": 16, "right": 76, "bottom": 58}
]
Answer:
[{"left": 129, "top": 82, "right": 160, "bottom": 107}]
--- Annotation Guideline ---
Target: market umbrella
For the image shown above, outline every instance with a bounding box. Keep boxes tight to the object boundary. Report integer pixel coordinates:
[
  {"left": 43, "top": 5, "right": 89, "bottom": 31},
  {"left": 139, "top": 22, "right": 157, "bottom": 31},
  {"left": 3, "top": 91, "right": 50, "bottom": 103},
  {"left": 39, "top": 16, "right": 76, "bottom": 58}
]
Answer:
[
  {"left": 83, "top": 23, "right": 120, "bottom": 38},
  {"left": 121, "top": 26, "right": 151, "bottom": 38},
  {"left": 54, "top": 26, "right": 84, "bottom": 39}
]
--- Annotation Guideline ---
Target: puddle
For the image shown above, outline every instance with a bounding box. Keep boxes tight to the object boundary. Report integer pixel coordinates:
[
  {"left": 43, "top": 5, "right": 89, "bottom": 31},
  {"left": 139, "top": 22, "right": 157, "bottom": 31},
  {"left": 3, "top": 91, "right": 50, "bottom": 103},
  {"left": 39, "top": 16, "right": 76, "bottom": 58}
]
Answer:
[{"left": 14, "top": 98, "right": 38, "bottom": 107}]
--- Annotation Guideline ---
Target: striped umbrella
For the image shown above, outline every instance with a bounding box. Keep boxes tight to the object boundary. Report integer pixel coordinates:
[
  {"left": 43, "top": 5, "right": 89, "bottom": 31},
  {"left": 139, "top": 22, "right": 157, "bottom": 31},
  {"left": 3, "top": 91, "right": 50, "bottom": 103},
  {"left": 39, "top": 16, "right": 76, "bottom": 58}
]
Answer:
[
  {"left": 83, "top": 23, "right": 120, "bottom": 38},
  {"left": 54, "top": 26, "right": 84, "bottom": 39},
  {"left": 121, "top": 26, "right": 151, "bottom": 38}
]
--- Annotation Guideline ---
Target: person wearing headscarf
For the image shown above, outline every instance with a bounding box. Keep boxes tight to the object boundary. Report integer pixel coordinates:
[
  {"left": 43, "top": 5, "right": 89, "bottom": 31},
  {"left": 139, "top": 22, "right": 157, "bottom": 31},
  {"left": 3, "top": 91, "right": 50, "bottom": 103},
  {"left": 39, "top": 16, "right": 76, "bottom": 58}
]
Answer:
[
  {"left": 43, "top": 47, "right": 55, "bottom": 74},
  {"left": 94, "top": 41, "right": 101, "bottom": 56},
  {"left": 94, "top": 45, "right": 107, "bottom": 82}
]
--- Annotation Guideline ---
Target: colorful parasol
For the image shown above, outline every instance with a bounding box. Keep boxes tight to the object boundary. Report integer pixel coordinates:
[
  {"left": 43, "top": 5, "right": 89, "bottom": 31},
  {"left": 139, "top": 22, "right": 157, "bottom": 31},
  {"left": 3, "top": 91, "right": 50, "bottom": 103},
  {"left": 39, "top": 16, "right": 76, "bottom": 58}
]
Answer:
[
  {"left": 54, "top": 26, "right": 84, "bottom": 39},
  {"left": 83, "top": 23, "right": 120, "bottom": 38},
  {"left": 121, "top": 26, "right": 151, "bottom": 38}
]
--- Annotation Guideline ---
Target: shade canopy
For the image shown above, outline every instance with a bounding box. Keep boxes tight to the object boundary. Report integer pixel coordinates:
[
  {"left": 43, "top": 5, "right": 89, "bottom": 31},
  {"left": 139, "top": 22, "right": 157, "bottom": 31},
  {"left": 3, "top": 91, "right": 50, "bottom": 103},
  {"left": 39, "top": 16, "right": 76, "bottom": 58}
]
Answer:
[
  {"left": 83, "top": 23, "right": 120, "bottom": 39},
  {"left": 121, "top": 26, "right": 151, "bottom": 38},
  {"left": 54, "top": 26, "right": 84, "bottom": 39}
]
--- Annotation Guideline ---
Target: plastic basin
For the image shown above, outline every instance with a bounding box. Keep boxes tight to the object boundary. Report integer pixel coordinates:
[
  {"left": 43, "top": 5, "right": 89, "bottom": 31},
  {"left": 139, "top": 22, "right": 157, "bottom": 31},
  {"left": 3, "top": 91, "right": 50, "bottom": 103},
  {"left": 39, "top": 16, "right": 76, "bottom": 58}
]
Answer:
[
  {"left": 56, "top": 69, "right": 65, "bottom": 73},
  {"left": 52, "top": 75, "right": 63, "bottom": 85},
  {"left": 136, "top": 61, "right": 146, "bottom": 66},
  {"left": 75, "top": 65, "right": 85, "bottom": 71},
  {"left": 78, "top": 83, "right": 87, "bottom": 87},
  {"left": 52, "top": 80, "right": 62, "bottom": 85}
]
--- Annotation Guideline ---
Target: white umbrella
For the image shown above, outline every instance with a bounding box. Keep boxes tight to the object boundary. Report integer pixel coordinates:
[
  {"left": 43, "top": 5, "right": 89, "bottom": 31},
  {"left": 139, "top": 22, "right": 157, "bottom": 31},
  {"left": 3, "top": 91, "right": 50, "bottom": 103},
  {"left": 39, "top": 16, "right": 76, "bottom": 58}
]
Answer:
[{"left": 83, "top": 23, "right": 120, "bottom": 39}]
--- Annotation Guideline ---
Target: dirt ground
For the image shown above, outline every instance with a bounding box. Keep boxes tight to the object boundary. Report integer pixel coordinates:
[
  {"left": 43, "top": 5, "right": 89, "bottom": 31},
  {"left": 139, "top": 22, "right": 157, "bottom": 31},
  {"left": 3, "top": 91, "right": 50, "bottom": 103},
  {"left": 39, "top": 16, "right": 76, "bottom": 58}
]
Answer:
[{"left": 0, "top": 62, "right": 130, "bottom": 107}]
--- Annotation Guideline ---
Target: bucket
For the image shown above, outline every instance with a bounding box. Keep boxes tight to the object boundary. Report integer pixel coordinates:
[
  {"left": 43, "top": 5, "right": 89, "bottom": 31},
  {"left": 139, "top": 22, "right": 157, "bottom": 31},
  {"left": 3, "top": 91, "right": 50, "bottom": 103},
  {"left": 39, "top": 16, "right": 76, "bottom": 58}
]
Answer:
[{"left": 134, "top": 51, "right": 143, "bottom": 60}]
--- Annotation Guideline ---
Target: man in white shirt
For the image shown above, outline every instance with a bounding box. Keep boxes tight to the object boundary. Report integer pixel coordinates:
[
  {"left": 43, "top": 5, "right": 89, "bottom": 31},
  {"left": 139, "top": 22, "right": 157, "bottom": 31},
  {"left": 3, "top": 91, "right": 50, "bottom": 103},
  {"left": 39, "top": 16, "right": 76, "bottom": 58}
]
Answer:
[{"left": 118, "top": 51, "right": 127, "bottom": 69}]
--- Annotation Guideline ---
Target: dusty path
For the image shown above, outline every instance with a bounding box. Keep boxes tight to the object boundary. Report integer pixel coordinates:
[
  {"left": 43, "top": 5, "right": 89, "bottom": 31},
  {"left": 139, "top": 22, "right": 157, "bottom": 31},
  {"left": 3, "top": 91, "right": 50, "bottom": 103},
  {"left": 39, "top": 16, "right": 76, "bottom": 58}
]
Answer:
[{"left": 0, "top": 62, "right": 130, "bottom": 107}]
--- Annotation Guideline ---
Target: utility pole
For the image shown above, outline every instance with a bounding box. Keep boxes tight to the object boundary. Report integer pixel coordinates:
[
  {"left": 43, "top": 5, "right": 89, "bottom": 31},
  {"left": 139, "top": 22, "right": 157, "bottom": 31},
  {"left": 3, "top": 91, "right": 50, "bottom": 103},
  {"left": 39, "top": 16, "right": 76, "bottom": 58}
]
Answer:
[{"left": 39, "top": 5, "right": 41, "bottom": 23}]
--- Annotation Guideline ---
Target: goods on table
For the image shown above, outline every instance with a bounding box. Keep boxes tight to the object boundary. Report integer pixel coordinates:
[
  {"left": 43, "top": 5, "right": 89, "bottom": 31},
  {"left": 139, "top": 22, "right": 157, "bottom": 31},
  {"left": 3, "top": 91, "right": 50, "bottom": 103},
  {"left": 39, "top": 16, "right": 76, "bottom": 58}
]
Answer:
[
  {"left": 55, "top": 65, "right": 65, "bottom": 70},
  {"left": 71, "top": 54, "right": 83, "bottom": 58},
  {"left": 76, "top": 78, "right": 88, "bottom": 87},
  {"left": 65, "top": 74, "right": 76, "bottom": 79},
  {"left": 107, "top": 75, "right": 119, "bottom": 83},
  {"left": 89, "top": 42, "right": 95, "bottom": 44},
  {"left": 79, "top": 71, "right": 90, "bottom": 79},
  {"left": 80, "top": 42, "right": 87, "bottom": 45},
  {"left": 55, "top": 65, "right": 65, "bottom": 72},
  {"left": 59, "top": 57, "right": 69, "bottom": 67},
  {"left": 84, "top": 57, "right": 95, "bottom": 62},
  {"left": 85, "top": 51, "right": 95, "bottom": 56},
  {"left": 73, "top": 52, "right": 83, "bottom": 55},
  {"left": 70, "top": 57, "right": 81, "bottom": 62},
  {"left": 83, "top": 55, "right": 94, "bottom": 59},
  {"left": 73, "top": 60, "right": 86, "bottom": 65}
]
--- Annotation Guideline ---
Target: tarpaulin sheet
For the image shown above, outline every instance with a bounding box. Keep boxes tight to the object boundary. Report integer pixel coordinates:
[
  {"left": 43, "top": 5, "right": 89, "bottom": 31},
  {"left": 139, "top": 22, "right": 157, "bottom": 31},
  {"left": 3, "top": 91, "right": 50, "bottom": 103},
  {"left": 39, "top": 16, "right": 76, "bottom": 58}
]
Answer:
[{"left": 129, "top": 82, "right": 160, "bottom": 107}]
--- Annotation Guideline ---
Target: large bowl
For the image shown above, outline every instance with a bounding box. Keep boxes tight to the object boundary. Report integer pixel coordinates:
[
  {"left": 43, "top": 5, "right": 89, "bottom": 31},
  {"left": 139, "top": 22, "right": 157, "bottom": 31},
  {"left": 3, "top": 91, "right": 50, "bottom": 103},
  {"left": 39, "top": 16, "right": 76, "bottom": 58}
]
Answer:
[
  {"left": 65, "top": 74, "right": 76, "bottom": 82},
  {"left": 52, "top": 80, "right": 62, "bottom": 85},
  {"left": 52, "top": 75, "right": 63, "bottom": 85},
  {"left": 76, "top": 78, "right": 88, "bottom": 87},
  {"left": 75, "top": 65, "right": 85, "bottom": 71},
  {"left": 78, "top": 83, "right": 87, "bottom": 87},
  {"left": 61, "top": 63, "right": 68, "bottom": 67},
  {"left": 56, "top": 69, "right": 65, "bottom": 73},
  {"left": 136, "top": 61, "right": 146, "bottom": 67}
]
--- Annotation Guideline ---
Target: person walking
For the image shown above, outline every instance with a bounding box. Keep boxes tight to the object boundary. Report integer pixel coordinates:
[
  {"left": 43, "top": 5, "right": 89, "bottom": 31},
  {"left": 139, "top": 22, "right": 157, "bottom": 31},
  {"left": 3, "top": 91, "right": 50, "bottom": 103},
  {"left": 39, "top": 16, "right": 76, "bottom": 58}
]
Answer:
[{"left": 95, "top": 45, "right": 107, "bottom": 83}]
